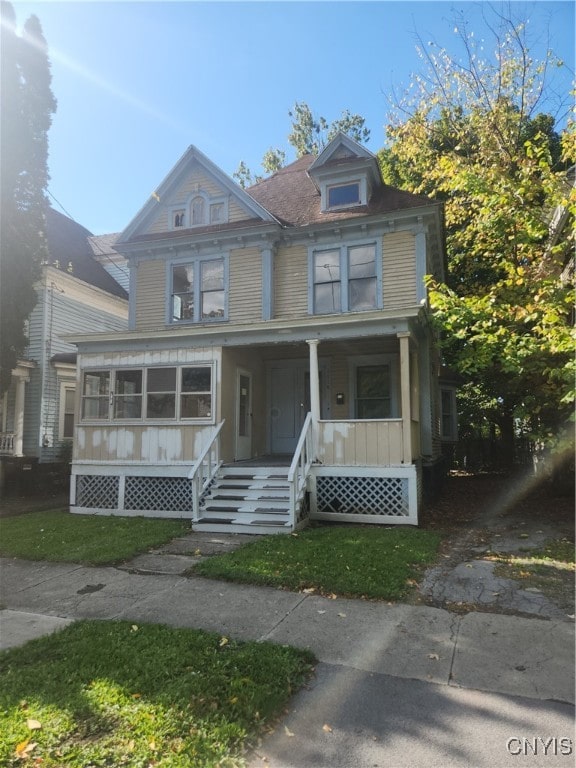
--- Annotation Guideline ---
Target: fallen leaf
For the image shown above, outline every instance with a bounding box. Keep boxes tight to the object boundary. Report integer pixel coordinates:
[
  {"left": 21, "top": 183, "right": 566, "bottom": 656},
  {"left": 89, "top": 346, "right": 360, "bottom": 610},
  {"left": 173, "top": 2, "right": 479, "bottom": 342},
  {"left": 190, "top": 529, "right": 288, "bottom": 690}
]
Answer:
[
  {"left": 322, "top": 724, "right": 333, "bottom": 733},
  {"left": 219, "top": 637, "right": 229, "bottom": 647},
  {"left": 284, "top": 726, "right": 295, "bottom": 737},
  {"left": 337, "top": 612, "right": 347, "bottom": 618},
  {"left": 328, "top": 593, "right": 337, "bottom": 600},
  {"left": 465, "top": 564, "right": 473, "bottom": 568},
  {"left": 26, "top": 719, "right": 41, "bottom": 730},
  {"left": 317, "top": 610, "right": 326, "bottom": 614},
  {"left": 131, "top": 625, "right": 139, "bottom": 632},
  {"left": 302, "top": 587, "right": 315, "bottom": 594},
  {"left": 194, "top": 549, "right": 201, "bottom": 556},
  {"left": 428, "top": 653, "right": 440, "bottom": 660}
]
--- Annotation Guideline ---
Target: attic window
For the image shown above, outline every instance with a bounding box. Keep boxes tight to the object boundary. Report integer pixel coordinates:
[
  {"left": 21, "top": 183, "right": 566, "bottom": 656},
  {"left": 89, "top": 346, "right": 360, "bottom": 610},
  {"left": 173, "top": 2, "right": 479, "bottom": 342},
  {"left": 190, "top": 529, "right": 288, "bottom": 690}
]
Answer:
[
  {"left": 327, "top": 182, "right": 360, "bottom": 209},
  {"left": 173, "top": 210, "right": 185, "bottom": 228}
]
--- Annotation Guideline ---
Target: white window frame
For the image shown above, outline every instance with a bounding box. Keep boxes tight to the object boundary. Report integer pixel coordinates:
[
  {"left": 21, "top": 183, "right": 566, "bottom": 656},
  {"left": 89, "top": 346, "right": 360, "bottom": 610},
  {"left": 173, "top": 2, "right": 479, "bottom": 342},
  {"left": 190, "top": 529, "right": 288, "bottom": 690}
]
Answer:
[
  {"left": 80, "top": 363, "right": 216, "bottom": 425},
  {"left": 58, "top": 381, "right": 76, "bottom": 440},
  {"left": 168, "top": 253, "right": 229, "bottom": 324},
  {"left": 308, "top": 239, "right": 382, "bottom": 315},
  {"left": 319, "top": 175, "right": 368, "bottom": 211},
  {"left": 348, "top": 354, "right": 399, "bottom": 419}
]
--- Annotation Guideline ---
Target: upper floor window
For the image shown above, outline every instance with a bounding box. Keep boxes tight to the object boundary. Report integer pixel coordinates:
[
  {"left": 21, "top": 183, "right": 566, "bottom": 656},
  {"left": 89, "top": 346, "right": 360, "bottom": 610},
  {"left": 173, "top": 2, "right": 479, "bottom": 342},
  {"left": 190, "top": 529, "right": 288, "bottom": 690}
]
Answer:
[
  {"left": 191, "top": 196, "right": 205, "bottom": 225},
  {"left": 81, "top": 365, "right": 214, "bottom": 423},
  {"left": 173, "top": 210, "right": 185, "bottom": 228},
  {"left": 171, "top": 257, "right": 227, "bottom": 323},
  {"left": 327, "top": 182, "right": 360, "bottom": 209},
  {"left": 311, "top": 242, "right": 379, "bottom": 315}
]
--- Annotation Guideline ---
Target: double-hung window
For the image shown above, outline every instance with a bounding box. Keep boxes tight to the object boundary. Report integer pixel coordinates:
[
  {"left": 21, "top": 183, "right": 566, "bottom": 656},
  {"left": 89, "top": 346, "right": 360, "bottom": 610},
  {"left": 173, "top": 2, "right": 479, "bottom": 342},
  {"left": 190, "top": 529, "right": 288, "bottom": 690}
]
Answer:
[
  {"left": 171, "top": 256, "right": 226, "bottom": 323},
  {"left": 311, "top": 242, "right": 379, "bottom": 315},
  {"left": 81, "top": 365, "right": 214, "bottom": 422}
]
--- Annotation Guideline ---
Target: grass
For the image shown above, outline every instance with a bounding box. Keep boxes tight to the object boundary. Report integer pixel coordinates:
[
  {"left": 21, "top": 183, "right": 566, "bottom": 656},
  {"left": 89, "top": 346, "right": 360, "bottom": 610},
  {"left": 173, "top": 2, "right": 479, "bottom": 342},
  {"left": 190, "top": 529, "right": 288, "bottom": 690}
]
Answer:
[
  {"left": 490, "top": 537, "right": 575, "bottom": 613},
  {"left": 0, "top": 510, "right": 189, "bottom": 565},
  {"left": 0, "top": 620, "right": 315, "bottom": 768},
  {"left": 192, "top": 525, "right": 442, "bottom": 600}
]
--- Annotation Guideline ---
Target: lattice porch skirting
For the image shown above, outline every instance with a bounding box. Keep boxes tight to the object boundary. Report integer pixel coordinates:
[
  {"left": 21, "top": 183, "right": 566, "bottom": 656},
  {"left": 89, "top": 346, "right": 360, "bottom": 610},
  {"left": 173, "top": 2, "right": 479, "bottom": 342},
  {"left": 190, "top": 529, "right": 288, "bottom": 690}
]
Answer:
[
  {"left": 70, "top": 465, "right": 195, "bottom": 519},
  {"left": 309, "top": 465, "right": 419, "bottom": 526}
]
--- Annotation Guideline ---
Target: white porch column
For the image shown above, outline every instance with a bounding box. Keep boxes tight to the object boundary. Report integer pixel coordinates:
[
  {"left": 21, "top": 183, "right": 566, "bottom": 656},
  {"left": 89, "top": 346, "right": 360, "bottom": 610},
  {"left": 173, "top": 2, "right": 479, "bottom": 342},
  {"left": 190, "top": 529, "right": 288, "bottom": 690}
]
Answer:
[
  {"left": 13, "top": 374, "right": 27, "bottom": 457},
  {"left": 398, "top": 332, "right": 412, "bottom": 464},
  {"left": 306, "top": 339, "right": 321, "bottom": 452}
]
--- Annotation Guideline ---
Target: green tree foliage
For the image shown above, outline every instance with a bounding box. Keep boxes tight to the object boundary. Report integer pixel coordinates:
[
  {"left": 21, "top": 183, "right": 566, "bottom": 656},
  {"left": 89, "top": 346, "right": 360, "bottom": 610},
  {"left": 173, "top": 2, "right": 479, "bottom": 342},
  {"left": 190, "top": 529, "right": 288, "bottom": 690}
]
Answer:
[
  {"left": 379, "top": 8, "right": 574, "bottom": 456},
  {"left": 233, "top": 102, "right": 370, "bottom": 187},
  {"left": 0, "top": 1, "right": 56, "bottom": 393}
]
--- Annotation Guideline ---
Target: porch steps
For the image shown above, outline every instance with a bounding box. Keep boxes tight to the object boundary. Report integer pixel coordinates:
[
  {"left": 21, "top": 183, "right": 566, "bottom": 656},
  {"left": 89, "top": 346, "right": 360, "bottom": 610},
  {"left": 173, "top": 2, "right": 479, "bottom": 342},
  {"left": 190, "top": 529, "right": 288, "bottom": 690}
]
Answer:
[{"left": 193, "top": 465, "right": 292, "bottom": 535}]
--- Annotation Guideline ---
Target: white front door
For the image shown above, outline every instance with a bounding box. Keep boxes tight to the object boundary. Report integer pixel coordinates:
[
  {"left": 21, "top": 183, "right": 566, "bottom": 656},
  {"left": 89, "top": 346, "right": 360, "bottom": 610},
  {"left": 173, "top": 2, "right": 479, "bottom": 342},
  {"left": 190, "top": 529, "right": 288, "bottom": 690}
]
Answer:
[{"left": 235, "top": 369, "right": 252, "bottom": 460}]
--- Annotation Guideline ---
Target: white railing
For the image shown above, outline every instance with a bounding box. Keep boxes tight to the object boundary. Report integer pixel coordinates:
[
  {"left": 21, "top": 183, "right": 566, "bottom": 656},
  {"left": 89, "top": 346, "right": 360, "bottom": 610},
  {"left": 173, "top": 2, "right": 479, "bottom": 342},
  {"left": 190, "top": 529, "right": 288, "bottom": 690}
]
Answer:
[
  {"left": 287, "top": 412, "right": 314, "bottom": 529},
  {"left": 0, "top": 432, "right": 15, "bottom": 455},
  {"left": 188, "top": 420, "right": 225, "bottom": 522}
]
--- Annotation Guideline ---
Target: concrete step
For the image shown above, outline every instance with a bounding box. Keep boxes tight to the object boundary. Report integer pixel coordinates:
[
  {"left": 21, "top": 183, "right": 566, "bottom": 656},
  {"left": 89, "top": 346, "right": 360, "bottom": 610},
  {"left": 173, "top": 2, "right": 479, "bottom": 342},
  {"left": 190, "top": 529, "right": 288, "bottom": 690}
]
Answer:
[{"left": 193, "top": 519, "right": 290, "bottom": 535}]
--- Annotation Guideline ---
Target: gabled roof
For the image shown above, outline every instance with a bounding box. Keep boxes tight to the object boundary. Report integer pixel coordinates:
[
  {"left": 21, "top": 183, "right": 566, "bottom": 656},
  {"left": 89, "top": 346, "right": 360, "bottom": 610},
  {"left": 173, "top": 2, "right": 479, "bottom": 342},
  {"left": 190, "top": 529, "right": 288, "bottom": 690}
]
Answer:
[
  {"left": 45, "top": 208, "right": 127, "bottom": 299},
  {"left": 247, "top": 154, "right": 436, "bottom": 228},
  {"left": 118, "top": 144, "right": 280, "bottom": 243}
]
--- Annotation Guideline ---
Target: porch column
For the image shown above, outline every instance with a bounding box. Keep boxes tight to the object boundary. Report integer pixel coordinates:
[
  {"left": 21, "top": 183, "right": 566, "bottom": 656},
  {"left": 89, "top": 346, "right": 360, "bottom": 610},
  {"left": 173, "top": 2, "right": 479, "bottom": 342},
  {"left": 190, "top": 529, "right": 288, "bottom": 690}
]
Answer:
[
  {"left": 398, "top": 332, "right": 412, "bottom": 464},
  {"left": 306, "top": 339, "right": 321, "bottom": 451},
  {"left": 13, "top": 373, "right": 27, "bottom": 457}
]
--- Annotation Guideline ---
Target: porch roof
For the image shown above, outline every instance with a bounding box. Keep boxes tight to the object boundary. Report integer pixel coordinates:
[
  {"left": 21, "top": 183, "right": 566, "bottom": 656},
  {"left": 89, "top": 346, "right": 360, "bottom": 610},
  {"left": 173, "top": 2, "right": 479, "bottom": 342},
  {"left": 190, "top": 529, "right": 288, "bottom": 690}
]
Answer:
[{"left": 65, "top": 305, "right": 428, "bottom": 354}]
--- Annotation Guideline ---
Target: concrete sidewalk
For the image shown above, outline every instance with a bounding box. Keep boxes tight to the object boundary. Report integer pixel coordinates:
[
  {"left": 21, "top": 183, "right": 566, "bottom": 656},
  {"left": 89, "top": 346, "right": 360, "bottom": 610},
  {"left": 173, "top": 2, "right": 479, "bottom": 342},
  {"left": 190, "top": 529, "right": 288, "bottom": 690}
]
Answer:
[{"left": 1, "top": 556, "right": 574, "bottom": 767}]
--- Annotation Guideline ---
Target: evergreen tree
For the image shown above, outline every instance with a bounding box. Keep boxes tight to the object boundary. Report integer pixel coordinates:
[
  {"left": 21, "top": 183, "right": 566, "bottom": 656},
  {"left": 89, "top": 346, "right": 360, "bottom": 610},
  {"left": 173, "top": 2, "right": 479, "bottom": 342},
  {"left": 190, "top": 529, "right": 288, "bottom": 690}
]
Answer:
[{"left": 0, "top": 1, "right": 56, "bottom": 393}]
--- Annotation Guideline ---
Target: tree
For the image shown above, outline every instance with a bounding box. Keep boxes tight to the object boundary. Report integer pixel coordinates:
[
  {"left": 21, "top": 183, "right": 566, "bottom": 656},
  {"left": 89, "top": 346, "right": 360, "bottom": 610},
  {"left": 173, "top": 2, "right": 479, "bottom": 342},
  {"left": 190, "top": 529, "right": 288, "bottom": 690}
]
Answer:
[
  {"left": 379, "top": 7, "right": 574, "bottom": 460},
  {"left": 233, "top": 102, "right": 370, "bottom": 187},
  {"left": 0, "top": 1, "right": 56, "bottom": 393}
]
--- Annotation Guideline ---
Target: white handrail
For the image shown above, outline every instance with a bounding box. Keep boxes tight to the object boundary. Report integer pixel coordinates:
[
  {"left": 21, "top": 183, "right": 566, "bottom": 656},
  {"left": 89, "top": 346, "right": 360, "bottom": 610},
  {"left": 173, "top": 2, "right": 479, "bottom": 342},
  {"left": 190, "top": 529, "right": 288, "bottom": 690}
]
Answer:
[
  {"left": 287, "top": 412, "right": 314, "bottom": 528},
  {"left": 188, "top": 420, "right": 225, "bottom": 522}
]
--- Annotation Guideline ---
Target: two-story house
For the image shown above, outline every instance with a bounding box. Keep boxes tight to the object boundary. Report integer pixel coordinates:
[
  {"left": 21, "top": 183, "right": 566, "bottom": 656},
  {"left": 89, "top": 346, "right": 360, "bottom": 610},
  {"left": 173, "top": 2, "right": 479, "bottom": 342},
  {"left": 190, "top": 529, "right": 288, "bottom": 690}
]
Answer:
[
  {"left": 68, "top": 134, "right": 447, "bottom": 533},
  {"left": 0, "top": 208, "right": 128, "bottom": 493}
]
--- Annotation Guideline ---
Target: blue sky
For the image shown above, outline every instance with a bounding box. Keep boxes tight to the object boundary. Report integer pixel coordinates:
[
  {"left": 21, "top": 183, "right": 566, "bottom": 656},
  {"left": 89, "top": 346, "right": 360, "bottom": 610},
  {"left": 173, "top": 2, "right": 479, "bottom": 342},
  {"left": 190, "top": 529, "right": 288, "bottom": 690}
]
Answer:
[{"left": 13, "top": 1, "right": 575, "bottom": 235}]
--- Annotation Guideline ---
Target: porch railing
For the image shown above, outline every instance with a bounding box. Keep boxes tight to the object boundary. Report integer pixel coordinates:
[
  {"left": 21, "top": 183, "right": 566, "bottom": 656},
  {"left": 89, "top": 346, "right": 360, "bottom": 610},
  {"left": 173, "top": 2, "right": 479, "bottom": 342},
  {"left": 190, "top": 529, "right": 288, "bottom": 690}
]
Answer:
[
  {"left": 287, "top": 411, "right": 314, "bottom": 529},
  {"left": 0, "top": 432, "right": 15, "bottom": 455},
  {"left": 188, "top": 420, "right": 225, "bottom": 523}
]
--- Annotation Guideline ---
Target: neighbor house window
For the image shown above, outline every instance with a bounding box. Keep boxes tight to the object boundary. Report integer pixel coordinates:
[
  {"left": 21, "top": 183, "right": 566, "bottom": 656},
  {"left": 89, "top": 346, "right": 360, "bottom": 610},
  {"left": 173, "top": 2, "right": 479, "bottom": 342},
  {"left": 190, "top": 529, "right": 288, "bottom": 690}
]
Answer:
[
  {"left": 171, "top": 257, "right": 226, "bottom": 323},
  {"left": 311, "top": 242, "right": 379, "bottom": 315},
  {"left": 81, "top": 365, "right": 214, "bottom": 423},
  {"left": 59, "top": 383, "right": 76, "bottom": 439}
]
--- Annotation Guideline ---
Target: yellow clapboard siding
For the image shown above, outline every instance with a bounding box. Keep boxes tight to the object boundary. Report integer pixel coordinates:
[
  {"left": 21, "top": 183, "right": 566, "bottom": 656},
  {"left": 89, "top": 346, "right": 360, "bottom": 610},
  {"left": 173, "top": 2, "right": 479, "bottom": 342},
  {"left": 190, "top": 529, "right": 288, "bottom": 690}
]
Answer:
[
  {"left": 135, "top": 260, "right": 166, "bottom": 329},
  {"left": 383, "top": 231, "right": 416, "bottom": 308},
  {"left": 274, "top": 244, "right": 308, "bottom": 318},
  {"left": 229, "top": 247, "right": 262, "bottom": 323}
]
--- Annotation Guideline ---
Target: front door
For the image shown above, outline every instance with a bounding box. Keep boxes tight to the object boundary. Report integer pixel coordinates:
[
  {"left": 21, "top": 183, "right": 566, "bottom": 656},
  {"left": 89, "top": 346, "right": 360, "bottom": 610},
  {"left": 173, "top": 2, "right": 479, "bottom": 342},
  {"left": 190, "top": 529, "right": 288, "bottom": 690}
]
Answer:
[
  {"left": 268, "top": 360, "right": 327, "bottom": 454},
  {"left": 235, "top": 369, "right": 252, "bottom": 460}
]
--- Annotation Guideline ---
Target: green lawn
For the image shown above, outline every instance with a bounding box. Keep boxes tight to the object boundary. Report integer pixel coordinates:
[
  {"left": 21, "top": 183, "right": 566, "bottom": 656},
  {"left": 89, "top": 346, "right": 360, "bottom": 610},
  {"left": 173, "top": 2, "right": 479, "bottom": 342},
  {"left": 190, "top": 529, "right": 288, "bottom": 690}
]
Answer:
[
  {"left": 0, "top": 511, "right": 189, "bottom": 565},
  {"left": 0, "top": 620, "right": 315, "bottom": 768},
  {"left": 192, "top": 525, "right": 442, "bottom": 600}
]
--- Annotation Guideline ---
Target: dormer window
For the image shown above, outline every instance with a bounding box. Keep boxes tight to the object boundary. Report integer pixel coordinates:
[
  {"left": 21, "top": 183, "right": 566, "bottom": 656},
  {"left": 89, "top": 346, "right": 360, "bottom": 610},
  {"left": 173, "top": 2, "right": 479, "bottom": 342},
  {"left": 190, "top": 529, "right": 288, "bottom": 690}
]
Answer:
[{"left": 328, "top": 182, "right": 361, "bottom": 209}]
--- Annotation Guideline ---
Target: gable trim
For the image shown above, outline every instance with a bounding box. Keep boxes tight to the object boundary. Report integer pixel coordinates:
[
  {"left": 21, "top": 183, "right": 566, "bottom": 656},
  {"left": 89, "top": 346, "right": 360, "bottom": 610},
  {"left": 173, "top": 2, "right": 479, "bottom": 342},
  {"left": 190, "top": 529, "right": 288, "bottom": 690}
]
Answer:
[{"left": 118, "top": 144, "right": 280, "bottom": 244}]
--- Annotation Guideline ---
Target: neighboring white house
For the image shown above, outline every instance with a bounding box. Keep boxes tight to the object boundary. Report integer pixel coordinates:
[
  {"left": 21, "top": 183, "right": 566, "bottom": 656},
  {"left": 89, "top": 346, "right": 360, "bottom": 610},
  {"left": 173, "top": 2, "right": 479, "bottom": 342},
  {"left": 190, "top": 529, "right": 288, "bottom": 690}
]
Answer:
[
  {"left": 0, "top": 208, "right": 128, "bottom": 491},
  {"left": 68, "top": 134, "right": 449, "bottom": 533}
]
